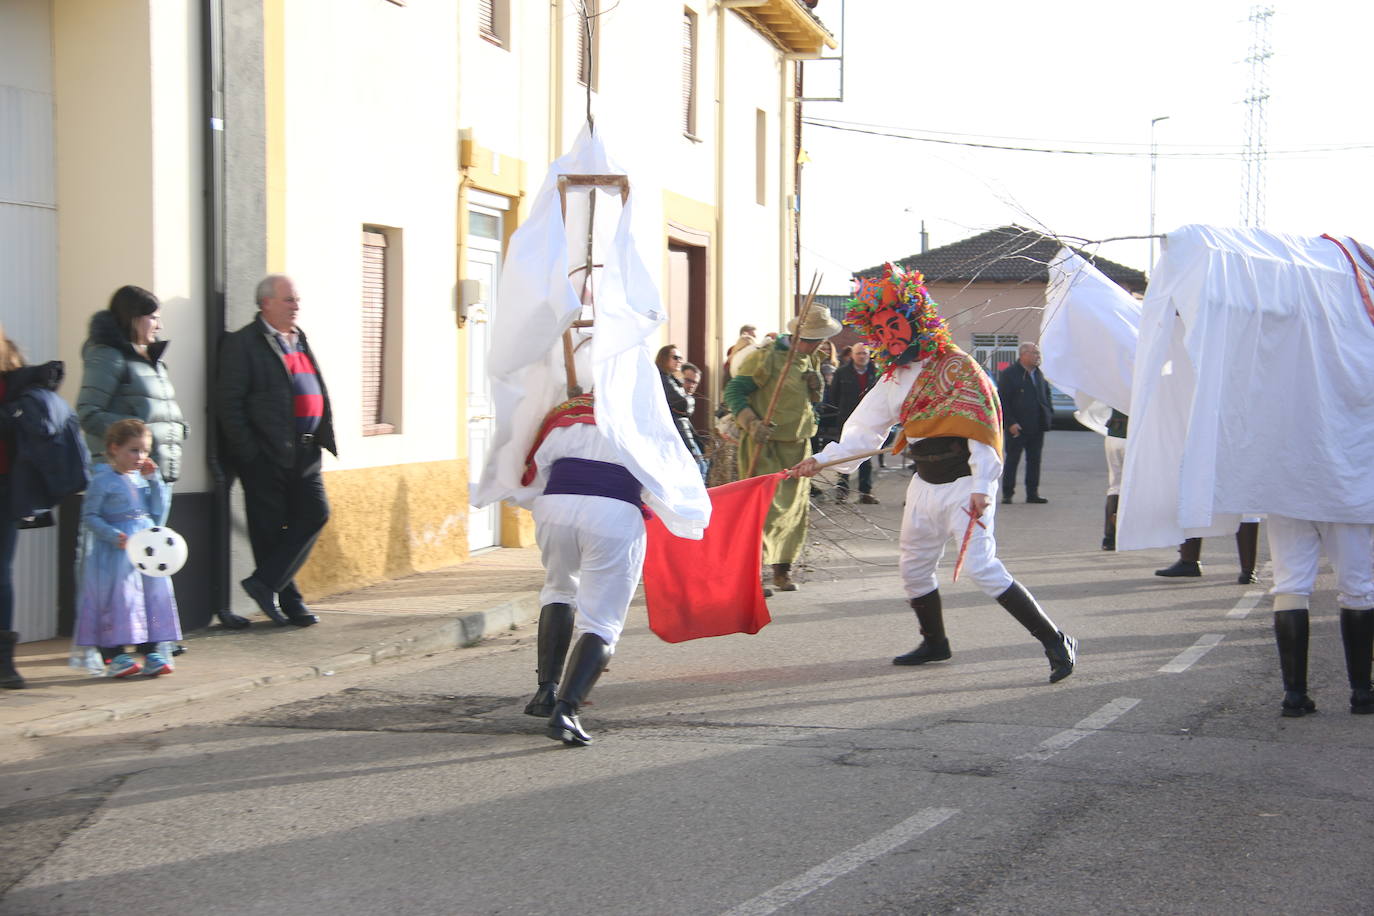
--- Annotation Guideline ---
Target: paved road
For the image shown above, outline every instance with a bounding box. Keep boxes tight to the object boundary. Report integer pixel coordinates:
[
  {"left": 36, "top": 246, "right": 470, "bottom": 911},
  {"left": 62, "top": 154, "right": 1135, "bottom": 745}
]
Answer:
[{"left": 3, "top": 431, "right": 1371, "bottom": 915}]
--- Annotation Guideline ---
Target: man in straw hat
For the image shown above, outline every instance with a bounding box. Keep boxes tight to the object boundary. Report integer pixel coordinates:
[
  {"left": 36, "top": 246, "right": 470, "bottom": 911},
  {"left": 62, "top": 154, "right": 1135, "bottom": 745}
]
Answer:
[
  {"left": 789, "top": 265, "right": 1077, "bottom": 683},
  {"left": 723, "top": 302, "right": 841, "bottom": 594}
]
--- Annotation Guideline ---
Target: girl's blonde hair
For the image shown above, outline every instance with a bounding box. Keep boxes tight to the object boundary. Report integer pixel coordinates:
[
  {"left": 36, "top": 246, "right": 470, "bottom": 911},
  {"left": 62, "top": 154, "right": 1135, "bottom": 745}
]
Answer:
[
  {"left": 0, "top": 324, "right": 23, "bottom": 373},
  {"left": 105, "top": 418, "right": 150, "bottom": 452}
]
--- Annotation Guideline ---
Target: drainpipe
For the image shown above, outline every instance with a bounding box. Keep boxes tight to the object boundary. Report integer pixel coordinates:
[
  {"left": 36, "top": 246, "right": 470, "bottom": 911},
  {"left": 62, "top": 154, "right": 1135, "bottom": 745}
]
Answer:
[
  {"left": 550, "top": 0, "right": 564, "bottom": 160},
  {"left": 200, "top": 0, "right": 231, "bottom": 620},
  {"left": 714, "top": 5, "right": 726, "bottom": 350}
]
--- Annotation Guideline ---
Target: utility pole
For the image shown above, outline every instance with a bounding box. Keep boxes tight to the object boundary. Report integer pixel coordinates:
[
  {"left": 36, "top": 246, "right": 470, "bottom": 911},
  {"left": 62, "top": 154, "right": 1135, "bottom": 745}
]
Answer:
[
  {"left": 1240, "top": 6, "right": 1274, "bottom": 227},
  {"left": 1149, "top": 115, "right": 1170, "bottom": 272}
]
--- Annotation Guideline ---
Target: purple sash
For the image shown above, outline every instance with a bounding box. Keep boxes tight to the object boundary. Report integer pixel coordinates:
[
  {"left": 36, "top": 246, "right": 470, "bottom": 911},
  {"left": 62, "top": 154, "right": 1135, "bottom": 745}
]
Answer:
[{"left": 545, "top": 457, "right": 642, "bottom": 507}]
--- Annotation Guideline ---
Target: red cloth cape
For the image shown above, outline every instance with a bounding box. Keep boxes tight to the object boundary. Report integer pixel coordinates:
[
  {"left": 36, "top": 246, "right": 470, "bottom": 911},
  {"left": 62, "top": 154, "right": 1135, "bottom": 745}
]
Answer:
[{"left": 642, "top": 473, "right": 781, "bottom": 643}]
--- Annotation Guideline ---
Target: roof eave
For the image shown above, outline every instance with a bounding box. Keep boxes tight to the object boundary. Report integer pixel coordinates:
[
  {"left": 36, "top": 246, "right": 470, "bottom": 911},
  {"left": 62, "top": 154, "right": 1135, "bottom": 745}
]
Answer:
[{"left": 725, "top": 0, "right": 838, "bottom": 55}]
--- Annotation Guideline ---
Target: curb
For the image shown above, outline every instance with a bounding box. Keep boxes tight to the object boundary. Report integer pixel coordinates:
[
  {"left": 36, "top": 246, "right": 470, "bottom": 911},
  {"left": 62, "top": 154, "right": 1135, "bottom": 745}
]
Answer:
[{"left": 6, "top": 592, "right": 543, "bottom": 741}]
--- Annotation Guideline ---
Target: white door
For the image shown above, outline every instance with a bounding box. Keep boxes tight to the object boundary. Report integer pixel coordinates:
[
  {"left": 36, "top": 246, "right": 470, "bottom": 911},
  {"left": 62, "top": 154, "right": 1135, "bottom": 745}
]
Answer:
[
  {"left": 466, "top": 202, "right": 504, "bottom": 550},
  {"left": 1, "top": 0, "right": 60, "bottom": 640}
]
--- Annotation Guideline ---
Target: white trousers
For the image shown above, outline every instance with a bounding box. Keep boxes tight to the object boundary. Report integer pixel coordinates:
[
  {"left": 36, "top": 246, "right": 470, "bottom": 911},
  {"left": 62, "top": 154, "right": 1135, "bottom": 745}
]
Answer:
[
  {"left": 899, "top": 474, "right": 1014, "bottom": 599},
  {"left": 1103, "top": 437, "right": 1127, "bottom": 496},
  {"left": 533, "top": 494, "right": 647, "bottom": 648},
  {"left": 1266, "top": 513, "right": 1374, "bottom": 610}
]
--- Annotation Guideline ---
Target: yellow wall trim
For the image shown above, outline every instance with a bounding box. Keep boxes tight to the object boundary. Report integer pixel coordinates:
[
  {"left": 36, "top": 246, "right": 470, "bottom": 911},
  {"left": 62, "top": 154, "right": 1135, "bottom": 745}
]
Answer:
[{"left": 296, "top": 459, "right": 471, "bottom": 599}]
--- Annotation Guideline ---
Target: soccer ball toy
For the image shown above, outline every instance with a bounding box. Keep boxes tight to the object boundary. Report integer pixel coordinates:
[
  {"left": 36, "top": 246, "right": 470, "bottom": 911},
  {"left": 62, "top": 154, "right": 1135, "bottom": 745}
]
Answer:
[{"left": 124, "top": 526, "right": 189, "bottom": 578}]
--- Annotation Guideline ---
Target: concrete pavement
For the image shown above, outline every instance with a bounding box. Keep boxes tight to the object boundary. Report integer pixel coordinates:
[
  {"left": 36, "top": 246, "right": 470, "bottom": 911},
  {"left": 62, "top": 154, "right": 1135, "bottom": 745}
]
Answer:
[{"left": 0, "top": 547, "right": 547, "bottom": 740}]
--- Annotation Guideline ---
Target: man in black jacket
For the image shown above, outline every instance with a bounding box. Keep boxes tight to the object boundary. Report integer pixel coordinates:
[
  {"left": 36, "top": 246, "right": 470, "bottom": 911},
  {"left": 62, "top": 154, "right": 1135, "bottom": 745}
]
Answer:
[
  {"left": 997, "top": 342, "right": 1053, "bottom": 504},
  {"left": 824, "top": 343, "right": 879, "bottom": 503},
  {"left": 217, "top": 275, "right": 337, "bottom": 627}
]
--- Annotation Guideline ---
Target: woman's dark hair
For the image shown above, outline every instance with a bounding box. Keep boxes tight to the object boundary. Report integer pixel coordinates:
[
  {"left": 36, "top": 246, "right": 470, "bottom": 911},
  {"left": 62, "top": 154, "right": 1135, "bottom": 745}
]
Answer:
[
  {"left": 107, "top": 285, "right": 159, "bottom": 343},
  {"left": 654, "top": 344, "right": 682, "bottom": 373}
]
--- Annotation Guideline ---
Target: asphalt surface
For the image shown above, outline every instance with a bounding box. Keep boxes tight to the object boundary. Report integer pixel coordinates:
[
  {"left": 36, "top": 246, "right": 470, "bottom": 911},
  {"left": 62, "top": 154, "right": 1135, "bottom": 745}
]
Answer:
[{"left": 3, "top": 430, "right": 1371, "bottom": 915}]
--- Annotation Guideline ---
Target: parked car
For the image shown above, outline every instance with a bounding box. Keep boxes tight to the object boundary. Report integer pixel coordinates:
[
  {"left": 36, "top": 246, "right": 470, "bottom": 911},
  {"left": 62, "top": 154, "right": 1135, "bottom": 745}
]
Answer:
[{"left": 1049, "top": 384, "right": 1085, "bottom": 430}]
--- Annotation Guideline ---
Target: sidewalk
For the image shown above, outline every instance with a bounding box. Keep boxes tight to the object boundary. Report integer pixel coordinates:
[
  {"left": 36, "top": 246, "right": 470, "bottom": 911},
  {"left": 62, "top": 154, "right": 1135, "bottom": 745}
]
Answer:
[{"left": 0, "top": 547, "right": 546, "bottom": 740}]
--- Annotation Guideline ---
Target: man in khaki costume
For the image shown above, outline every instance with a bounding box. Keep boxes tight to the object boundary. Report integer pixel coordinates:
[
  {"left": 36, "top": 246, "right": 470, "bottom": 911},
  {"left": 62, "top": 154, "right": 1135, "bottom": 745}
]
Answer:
[{"left": 723, "top": 304, "right": 841, "bottom": 592}]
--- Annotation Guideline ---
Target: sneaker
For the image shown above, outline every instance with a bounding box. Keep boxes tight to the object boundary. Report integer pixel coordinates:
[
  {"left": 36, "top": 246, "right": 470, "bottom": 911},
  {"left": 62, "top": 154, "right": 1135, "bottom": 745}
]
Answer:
[
  {"left": 143, "top": 652, "right": 174, "bottom": 677},
  {"left": 107, "top": 654, "right": 142, "bottom": 678}
]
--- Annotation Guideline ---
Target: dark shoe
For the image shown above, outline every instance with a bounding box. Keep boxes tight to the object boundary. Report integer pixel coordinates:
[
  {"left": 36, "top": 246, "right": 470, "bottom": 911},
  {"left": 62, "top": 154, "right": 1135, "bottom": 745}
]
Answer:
[
  {"left": 1001, "top": 493, "right": 1014, "bottom": 505},
  {"left": 217, "top": 610, "right": 251, "bottom": 630},
  {"left": 545, "top": 634, "right": 612, "bottom": 747},
  {"left": 1025, "top": 495, "right": 1048, "bottom": 504},
  {"left": 762, "top": 584, "right": 773, "bottom": 598},
  {"left": 241, "top": 576, "right": 288, "bottom": 626},
  {"left": 524, "top": 682, "right": 559, "bottom": 718},
  {"left": 1275, "top": 609, "right": 1313, "bottom": 718},
  {"left": 1045, "top": 632, "right": 1079, "bottom": 683},
  {"left": 284, "top": 610, "right": 319, "bottom": 627},
  {"left": 995, "top": 581, "right": 1075, "bottom": 683},
  {"left": 1340, "top": 607, "right": 1374, "bottom": 714},
  {"left": 547, "top": 700, "right": 593, "bottom": 746},
  {"left": 859, "top": 493, "right": 879, "bottom": 505},
  {"left": 894, "top": 591, "right": 951, "bottom": 665},
  {"left": 772, "top": 563, "right": 797, "bottom": 592},
  {"left": 1155, "top": 560, "right": 1202, "bottom": 578},
  {"left": 279, "top": 585, "right": 320, "bottom": 626},
  {"left": 526, "top": 603, "right": 574, "bottom": 717},
  {"left": 893, "top": 639, "right": 951, "bottom": 665},
  {"left": 0, "top": 631, "right": 26, "bottom": 690},
  {"left": 1101, "top": 537, "right": 1116, "bottom": 551},
  {"left": 1237, "top": 571, "right": 1259, "bottom": 585}
]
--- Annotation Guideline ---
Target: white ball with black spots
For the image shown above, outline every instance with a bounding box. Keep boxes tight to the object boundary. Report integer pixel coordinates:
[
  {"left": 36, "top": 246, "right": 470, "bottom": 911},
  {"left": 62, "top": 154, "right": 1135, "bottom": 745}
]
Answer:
[{"left": 124, "top": 526, "right": 189, "bottom": 578}]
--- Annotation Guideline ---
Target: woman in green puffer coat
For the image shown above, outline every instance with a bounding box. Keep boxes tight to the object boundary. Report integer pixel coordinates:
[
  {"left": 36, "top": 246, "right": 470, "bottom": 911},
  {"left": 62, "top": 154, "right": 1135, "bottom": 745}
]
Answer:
[{"left": 77, "top": 286, "right": 187, "bottom": 484}]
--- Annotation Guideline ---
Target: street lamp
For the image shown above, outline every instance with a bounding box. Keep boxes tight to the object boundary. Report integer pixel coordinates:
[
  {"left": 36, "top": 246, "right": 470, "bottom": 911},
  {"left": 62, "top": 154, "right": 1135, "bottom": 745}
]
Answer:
[{"left": 1149, "top": 115, "right": 1171, "bottom": 273}]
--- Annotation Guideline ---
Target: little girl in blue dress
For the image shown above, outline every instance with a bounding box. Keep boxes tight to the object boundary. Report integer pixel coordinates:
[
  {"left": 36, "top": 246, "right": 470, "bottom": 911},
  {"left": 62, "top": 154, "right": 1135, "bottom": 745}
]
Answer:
[{"left": 73, "top": 419, "right": 181, "bottom": 677}]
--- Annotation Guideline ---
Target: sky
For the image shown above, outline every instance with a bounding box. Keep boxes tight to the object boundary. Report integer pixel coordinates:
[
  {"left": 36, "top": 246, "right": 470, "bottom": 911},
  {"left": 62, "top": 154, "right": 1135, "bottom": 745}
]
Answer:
[{"left": 797, "top": 0, "right": 1373, "bottom": 294}]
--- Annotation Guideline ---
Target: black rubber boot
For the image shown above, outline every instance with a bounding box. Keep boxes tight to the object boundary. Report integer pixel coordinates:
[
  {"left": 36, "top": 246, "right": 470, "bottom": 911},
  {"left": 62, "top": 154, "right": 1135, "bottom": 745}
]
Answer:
[
  {"left": 524, "top": 603, "right": 574, "bottom": 717},
  {"left": 1339, "top": 607, "right": 1374, "bottom": 715},
  {"left": 1274, "top": 609, "right": 1315, "bottom": 717},
  {"left": 1235, "top": 522, "right": 1259, "bottom": 584},
  {"left": 893, "top": 590, "right": 952, "bottom": 665},
  {"left": 0, "top": 631, "right": 26, "bottom": 690},
  {"left": 1102, "top": 495, "right": 1118, "bottom": 551},
  {"left": 1156, "top": 538, "right": 1203, "bottom": 577},
  {"left": 546, "top": 633, "right": 613, "bottom": 747},
  {"left": 995, "top": 582, "right": 1077, "bottom": 683}
]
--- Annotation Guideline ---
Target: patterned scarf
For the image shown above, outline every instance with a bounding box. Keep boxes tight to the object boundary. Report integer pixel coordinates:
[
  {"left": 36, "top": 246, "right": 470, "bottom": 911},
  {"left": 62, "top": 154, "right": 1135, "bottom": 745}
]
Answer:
[
  {"left": 521, "top": 394, "right": 596, "bottom": 486},
  {"left": 894, "top": 347, "right": 1003, "bottom": 459}
]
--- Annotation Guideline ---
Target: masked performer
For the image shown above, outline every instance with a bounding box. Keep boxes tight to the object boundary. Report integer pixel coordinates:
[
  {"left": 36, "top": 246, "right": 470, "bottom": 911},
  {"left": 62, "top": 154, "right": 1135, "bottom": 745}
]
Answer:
[
  {"left": 723, "top": 304, "right": 841, "bottom": 594},
  {"left": 790, "top": 265, "right": 1077, "bottom": 683},
  {"left": 471, "top": 128, "right": 709, "bottom": 746}
]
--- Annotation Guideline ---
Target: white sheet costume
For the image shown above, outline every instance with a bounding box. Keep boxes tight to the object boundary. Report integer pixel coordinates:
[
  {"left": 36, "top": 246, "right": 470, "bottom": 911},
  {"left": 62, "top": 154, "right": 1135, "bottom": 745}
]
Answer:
[
  {"left": 1120, "top": 224, "right": 1374, "bottom": 716},
  {"left": 470, "top": 127, "right": 710, "bottom": 744}
]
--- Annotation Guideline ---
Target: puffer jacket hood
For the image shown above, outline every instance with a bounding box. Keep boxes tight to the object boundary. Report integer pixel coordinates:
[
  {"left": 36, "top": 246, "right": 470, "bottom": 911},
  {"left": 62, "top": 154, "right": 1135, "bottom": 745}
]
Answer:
[{"left": 76, "top": 309, "right": 186, "bottom": 482}]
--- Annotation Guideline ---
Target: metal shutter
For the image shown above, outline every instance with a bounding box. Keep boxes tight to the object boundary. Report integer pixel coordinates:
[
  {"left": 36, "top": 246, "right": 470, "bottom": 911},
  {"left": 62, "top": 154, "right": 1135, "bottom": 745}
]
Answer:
[
  {"left": 361, "top": 230, "right": 388, "bottom": 432},
  {"left": 682, "top": 11, "right": 696, "bottom": 135}
]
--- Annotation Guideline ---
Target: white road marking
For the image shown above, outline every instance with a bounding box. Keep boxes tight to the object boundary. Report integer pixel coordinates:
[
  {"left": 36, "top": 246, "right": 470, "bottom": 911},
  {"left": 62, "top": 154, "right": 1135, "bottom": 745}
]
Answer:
[
  {"left": 1227, "top": 590, "right": 1266, "bottom": 619},
  {"left": 1159, "top": 634, "right": 1225, "bottom": 673},
  {"left": 1016, "top": 697, "right": 1141, "bottom": 762},
  {"left": 720, "top": 807, "right": 959, "bottom": 916}
]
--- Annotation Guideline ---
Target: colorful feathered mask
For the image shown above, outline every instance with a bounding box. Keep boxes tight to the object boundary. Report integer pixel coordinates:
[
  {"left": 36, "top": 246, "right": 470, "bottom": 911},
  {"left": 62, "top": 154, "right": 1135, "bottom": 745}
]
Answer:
[{"left": 844, "top": 263, "right": 952, "bottom": 376}]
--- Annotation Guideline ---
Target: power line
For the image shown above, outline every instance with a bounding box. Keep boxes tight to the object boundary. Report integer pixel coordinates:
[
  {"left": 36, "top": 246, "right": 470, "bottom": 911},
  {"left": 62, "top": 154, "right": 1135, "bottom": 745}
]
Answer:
[{"left": 801, "top": 117, "right": 1374, "bottom": 160}]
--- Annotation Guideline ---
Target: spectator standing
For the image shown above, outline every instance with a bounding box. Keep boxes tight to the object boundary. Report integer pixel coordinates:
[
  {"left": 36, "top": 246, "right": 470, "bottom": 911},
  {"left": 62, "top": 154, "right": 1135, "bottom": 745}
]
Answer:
[
  {"left": 655, "top": 345, "right": 707, "bottom": 482},
  {"left": 216, "top": 274, "right": 335, "bottom": 628},
  {"left": 825, "top": 342, "right": 879, "bottom": 504},
  {"left": 0, "top": 328, "right": 70, "bottom": 689},
  {"left": 1101, "top": 409, "right": 1127, "bottom": 550},
  {"left": 997, "top": 342, "right": 1053, "bottom": 504}
]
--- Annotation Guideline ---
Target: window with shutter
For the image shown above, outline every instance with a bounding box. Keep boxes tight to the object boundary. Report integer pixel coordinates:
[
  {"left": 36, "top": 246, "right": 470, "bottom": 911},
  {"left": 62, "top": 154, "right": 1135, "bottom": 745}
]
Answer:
[
  {"left": 479, "top": 0, "right": 507, "bottom": 48},
  {"left": 682, "top": 10, "right": 697, "bottom": 138},
  {"left": 362, "top": 228, "right": 397, "bottom": 436},
  {"left": 576, "top": 0, "right": 598, "bottom": 89}
]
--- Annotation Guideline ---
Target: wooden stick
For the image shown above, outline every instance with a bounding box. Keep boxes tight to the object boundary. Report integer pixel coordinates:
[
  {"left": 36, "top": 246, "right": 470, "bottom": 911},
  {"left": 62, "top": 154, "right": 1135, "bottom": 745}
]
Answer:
[
  {"left": 810, "top": 448, "right": 885, "bottom": 472},
  {"left": 745, "top": 272, "right": 822, "bottom": 477}
]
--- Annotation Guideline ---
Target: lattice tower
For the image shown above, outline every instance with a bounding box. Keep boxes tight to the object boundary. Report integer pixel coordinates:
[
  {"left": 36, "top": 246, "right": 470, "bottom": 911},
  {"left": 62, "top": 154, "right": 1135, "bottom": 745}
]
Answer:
[{"left": 1240, "top": 6, "right": 1273, "bottom": 227}]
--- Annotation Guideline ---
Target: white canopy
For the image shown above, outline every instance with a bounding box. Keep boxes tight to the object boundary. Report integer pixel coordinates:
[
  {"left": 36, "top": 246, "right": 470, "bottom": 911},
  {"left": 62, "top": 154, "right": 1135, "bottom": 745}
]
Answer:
[
  {"left": 1117, "top": 224, "right": 1374, "bottom": 550},
  {"left": 470, "top": 126, "right": 710, "bottom": 539}
]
